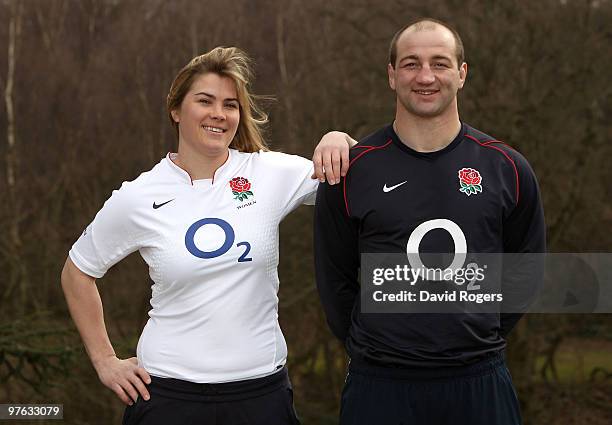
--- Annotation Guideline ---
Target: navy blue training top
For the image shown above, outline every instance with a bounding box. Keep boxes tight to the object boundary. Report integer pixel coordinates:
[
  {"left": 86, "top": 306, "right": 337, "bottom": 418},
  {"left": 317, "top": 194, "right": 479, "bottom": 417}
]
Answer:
[{"left": 314, "top": 123, "right": 546, "bottom": 367}]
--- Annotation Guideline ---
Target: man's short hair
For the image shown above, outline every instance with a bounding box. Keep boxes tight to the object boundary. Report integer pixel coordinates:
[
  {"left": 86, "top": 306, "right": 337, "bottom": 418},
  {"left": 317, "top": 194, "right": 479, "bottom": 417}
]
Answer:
[{"left": 388, "top": 18, "right": 465, "bottom": 69}]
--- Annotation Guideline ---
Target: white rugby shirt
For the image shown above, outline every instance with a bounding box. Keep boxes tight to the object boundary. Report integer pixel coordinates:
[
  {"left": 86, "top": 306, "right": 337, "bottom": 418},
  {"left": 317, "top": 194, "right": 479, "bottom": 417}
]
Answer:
[{"left": 69, "top": 149, "right": 317, "bottom": 383}]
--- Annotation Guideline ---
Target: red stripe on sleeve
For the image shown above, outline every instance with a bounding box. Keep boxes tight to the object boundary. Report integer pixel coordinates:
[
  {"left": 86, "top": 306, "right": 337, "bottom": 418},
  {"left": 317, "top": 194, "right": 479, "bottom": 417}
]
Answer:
[
  {"left": 465, "top": 134, "right": 520, "bottom": 205},
  {"left": 343, "top": 140, "right": 393, "bottom": 215}
]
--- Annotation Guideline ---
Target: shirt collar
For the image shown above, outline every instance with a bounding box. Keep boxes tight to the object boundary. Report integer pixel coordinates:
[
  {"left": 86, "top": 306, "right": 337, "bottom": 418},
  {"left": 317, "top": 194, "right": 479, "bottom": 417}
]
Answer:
[{"left": 163, "top": 150, "right": 236, "bottom": 186}]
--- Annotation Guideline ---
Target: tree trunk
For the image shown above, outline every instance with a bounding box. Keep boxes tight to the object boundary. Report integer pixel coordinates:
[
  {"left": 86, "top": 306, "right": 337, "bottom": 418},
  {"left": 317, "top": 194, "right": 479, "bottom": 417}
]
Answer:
[{"left": 3, "top": 0, "right": 26, "bottom": 313}]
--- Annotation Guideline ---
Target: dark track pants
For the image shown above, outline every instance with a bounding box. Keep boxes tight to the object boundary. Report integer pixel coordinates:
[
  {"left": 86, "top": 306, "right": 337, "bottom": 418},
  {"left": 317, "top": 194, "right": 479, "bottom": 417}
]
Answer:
[
  {"left": 340, "top": 353, "right": 522, "bottom": 425},
  {"left": 122, "top": 366, "right": 300, "bottom": 425}
]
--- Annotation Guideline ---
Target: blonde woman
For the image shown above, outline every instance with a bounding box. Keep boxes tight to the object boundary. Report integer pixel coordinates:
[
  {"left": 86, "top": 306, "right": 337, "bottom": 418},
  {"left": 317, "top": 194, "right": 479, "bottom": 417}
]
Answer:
[{"left": 62, "top": 47, "right": 353, "bottom": 425}]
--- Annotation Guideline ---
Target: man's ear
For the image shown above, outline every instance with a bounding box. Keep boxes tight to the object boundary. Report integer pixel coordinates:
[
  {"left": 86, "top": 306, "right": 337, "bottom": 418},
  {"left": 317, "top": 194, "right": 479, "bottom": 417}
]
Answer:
[
  {"left": 388, "top": 63, "right": 396, "bottom": 91},
  {"left": 458, "top": 62, "right": 468, "bottom": 89}
]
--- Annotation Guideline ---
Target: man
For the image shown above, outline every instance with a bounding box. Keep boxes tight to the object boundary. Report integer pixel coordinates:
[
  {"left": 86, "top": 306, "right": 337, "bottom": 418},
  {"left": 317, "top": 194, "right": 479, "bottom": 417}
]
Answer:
[{"left": 314, "top": 18, "right": 545, "bottom": 425}]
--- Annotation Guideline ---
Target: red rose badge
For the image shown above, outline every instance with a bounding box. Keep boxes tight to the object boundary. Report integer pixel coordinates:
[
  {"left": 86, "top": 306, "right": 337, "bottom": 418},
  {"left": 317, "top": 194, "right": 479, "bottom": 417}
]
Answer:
[
  {"left": 230, "top": 177, "right": 254, "bottom": 201},
  {"left": 458, "top": 168, "right": 483, "bottom": 196}
]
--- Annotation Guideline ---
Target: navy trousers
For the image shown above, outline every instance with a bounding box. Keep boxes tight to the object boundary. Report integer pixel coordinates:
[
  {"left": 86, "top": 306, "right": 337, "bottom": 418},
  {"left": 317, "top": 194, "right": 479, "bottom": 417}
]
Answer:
[
  {"left": 340, "top": 352, "right": 522, "bottom": 425},
  {"left": 122, "top": 366, "right": 300, "bottom": 425}
]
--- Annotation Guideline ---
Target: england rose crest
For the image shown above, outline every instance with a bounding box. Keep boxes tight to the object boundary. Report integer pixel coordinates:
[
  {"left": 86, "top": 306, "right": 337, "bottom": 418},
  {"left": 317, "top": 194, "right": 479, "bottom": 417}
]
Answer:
[
  {"left": 458, "top": 168, "right": 482, "bottom": 196},
  {"left": 229, "top": 177, "right": 254, "bottom": 202}
]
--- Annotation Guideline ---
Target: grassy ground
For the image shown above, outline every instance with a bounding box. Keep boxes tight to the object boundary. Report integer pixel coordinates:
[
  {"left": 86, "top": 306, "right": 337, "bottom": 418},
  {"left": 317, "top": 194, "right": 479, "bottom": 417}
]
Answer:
[
  {"left": 534, "top": 338, "right": 612, "bottom": 383},
  {"left": 526, "top": 338, "right": 612, "bottom": 425}
]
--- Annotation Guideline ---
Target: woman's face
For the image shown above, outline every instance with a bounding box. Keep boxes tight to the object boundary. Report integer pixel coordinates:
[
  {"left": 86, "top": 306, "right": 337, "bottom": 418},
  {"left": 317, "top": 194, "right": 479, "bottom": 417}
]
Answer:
[{"left": 172, "top": 72, "right": 240, "bottom": 157}]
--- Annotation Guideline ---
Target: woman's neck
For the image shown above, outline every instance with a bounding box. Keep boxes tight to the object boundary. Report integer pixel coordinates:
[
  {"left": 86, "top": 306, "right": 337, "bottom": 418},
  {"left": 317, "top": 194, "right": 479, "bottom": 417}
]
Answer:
[{"left": 173, "top": 144, "right": 230, "bottom": 181}]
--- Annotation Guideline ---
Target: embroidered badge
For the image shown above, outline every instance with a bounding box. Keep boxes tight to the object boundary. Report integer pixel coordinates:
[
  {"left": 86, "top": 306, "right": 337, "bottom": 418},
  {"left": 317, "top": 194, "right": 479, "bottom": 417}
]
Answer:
[
  {"left": 458, "top": 168, "right": 483, "bottom": 196},
  {"left": 229, "top": 177, "right": 254, "bottom": 202}
]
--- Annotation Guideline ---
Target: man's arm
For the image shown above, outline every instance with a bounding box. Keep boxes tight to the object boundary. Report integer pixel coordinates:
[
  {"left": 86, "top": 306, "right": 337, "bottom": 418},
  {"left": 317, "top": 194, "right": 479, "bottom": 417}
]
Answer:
[
  {"left": 314, "top": 180, "right": 360, "bottom": 341},
  {"left": 500, "top": 152, "right": 546, "bottom": 337}
]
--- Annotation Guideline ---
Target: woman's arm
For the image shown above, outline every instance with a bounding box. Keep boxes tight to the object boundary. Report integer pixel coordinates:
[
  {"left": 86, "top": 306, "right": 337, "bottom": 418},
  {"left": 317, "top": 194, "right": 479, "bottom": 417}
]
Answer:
[
  {"left": 312, "top": 131, "right": 358, "bottom": 184},
  {"left": 61, "top": 257, "right": 151, "bottom": 405}
]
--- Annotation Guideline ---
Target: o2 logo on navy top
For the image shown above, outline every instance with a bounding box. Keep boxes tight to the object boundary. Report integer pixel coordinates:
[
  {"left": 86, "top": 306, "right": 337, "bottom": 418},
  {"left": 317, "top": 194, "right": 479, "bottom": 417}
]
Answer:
[
  {"left": 406, "top": 219, "right": 467, "bottom": 274},
  {"left": 185, "top": 218, "right": 252, "bottom": 262},
  {"left": 406, "top": 219, "right": 480, "bottom": 287}
]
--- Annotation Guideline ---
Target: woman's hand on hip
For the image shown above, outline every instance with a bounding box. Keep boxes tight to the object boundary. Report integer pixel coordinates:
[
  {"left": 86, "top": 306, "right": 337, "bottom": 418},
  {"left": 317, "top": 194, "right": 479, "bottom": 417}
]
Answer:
[{"left": 94, "top": 355, "right": 151, "bottom": 405}]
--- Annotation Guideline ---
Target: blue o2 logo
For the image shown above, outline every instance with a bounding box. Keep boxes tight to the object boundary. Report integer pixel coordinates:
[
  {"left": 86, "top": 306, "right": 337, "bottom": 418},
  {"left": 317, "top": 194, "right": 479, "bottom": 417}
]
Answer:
[{"left": 185, "top": 218, "right": 252, "bottom": 262}]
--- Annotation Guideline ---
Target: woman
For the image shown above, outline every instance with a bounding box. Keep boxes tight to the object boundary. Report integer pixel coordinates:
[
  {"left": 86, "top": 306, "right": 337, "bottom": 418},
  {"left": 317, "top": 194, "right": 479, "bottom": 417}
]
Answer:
[{"left": 61, "top": 47, "right": 353, "bottom": 425}]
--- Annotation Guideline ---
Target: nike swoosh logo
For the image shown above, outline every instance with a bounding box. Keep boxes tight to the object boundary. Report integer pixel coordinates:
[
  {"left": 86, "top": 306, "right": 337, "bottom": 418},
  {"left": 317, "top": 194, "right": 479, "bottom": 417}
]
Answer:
[
  {"left": 152, "top": 199, "right": 175, "bottom": 209},
  {"left": 382, "top": 181, "right": 408, "bottom": 193}
]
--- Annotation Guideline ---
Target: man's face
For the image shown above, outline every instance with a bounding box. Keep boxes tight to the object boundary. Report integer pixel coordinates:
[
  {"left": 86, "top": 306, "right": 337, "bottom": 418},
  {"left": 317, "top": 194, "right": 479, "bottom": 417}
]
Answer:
[{"left": 388, "top": 25, "right": 467, "bottom": 119}]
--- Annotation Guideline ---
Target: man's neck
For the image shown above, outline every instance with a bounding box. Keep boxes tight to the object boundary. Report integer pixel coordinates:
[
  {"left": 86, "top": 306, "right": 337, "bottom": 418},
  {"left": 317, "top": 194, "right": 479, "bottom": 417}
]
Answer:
[{"left": 393, "top": 108, "right": 462, "bottom": 153}]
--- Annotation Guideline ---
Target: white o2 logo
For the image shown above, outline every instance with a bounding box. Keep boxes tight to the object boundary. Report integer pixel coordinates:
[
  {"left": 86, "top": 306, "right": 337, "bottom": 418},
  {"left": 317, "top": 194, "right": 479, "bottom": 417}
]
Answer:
[{"left": 406, "top": 219, "right": 467, "bottom": 281}]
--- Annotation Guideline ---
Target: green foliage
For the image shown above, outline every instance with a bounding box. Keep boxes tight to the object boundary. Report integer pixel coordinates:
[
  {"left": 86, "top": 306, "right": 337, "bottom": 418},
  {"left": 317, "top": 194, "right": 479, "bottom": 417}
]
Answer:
[{"left": 0, "top": 313, "right": 78, "bottom": 393}]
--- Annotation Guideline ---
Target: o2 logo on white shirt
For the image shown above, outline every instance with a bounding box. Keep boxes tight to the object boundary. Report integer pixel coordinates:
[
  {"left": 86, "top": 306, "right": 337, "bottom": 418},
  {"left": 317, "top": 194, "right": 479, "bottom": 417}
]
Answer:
[{"left": 185, "top": 218, "right": 252, "bottom": 262}]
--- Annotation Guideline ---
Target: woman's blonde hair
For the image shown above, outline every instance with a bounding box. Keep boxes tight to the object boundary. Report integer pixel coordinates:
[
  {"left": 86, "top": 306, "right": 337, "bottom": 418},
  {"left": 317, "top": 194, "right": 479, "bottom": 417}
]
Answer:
[{"left": 167, "top": 47, "right": 269, "bottom": 152}]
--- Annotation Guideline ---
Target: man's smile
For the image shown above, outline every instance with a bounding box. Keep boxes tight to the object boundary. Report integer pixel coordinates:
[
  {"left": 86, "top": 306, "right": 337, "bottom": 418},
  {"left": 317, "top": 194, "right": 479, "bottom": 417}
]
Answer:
[{"left": 413, "top": 89, "right": 439, "bottom": 95}]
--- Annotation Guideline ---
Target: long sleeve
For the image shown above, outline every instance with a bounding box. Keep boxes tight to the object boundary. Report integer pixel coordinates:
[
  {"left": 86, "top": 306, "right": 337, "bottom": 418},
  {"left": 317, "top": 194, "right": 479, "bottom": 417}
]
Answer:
[
  {"left": 500, "top": 151, "right": 546, "bottom": 337},
  {"left": 314, "top": 180, "right": 360, "bottom": 342}
]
